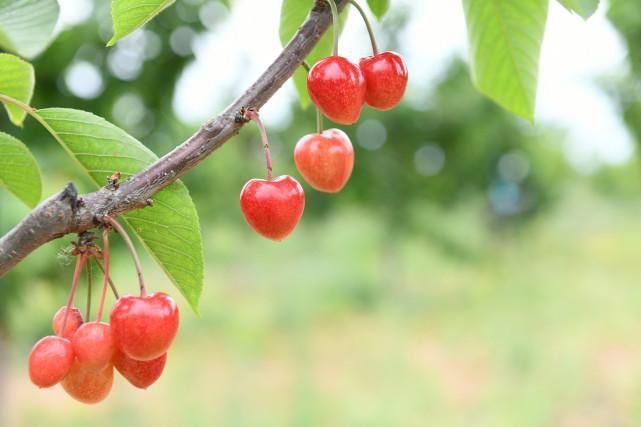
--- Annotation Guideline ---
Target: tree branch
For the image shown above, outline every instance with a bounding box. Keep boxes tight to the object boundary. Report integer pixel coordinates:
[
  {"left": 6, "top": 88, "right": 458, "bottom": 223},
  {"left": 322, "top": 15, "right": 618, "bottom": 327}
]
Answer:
[{"left": 0, "top": 0, "right": 348, "bottom": 276}]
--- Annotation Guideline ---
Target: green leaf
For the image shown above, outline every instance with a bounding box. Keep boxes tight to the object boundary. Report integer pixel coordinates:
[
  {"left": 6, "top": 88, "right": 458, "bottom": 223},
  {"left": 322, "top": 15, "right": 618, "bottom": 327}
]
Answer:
[
  {"left": 0, "top": 53, "right": 34, "bottom": 126},
  {"left": 366, "top": 0, "right": 390, "bottom": 20},
  {"left": 0, "top": 0, "right": 60, "bottom": 59},
  {"left": 462, "top": 0, "right": 548, "bottom": 122},
  {"left": 0, "top": 131, "right": 42, "bottom": 208},
  {"left": 557, "top": 0, "right": 599, "bottom": 19},
  {"left": 108, "top": 0, "right": 175, "bottom": 46},
  {"left": 279, "top": 0, "right": 348, "bottom": 109},
  {"left": 37, "top": 108, "right": 204, "bottom": 312}
]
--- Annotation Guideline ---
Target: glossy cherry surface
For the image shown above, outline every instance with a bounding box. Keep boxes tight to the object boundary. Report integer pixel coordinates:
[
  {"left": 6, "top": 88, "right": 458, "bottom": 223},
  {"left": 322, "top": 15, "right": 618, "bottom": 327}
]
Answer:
[
  {"left": 240, "top": 175, "right": 305, "bottom": 241},
  {"left": 359, "top": 51, "right": 408, "bottom": 110},
  {"left": 294, "top": 128, "right": 354, "bottom": 193},
  {"left": 28, "top": 336, "right": 74, "bottom": 388},
  {"left": 52, "top": 306, "right": 84, "bottom": 339},
  {"left": 62, "top": 360, "right": 114, "bottom": 404},
  {"left": 114, "top": 350, "right": 167, "bottom": 389},
  {"left": 307, "top": 56, "right": 366, "bottom": 125},
  {"left": 110, "top": 292, "right": 179, "bottom": 361},
  {"left": 72, "top": 322, "right": 115, "bottom": 370}
]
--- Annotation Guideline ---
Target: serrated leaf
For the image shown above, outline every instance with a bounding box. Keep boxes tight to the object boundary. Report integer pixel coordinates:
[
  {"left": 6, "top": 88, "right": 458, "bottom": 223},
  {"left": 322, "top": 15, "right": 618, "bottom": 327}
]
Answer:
[
  {"left": 108, "top": 0, "right": 175, "bottom": 46},
  {"left": 366, "top": 0, "right": 389, "bottom": 20},
  {"left": 557, "top": 0, "right": 598, "bottom": 19},
  {"left": 462, "top": 0, "right": 548, "bottom": 122},
  {"left": 0, "top": 53, "right": 34, "bottom": 126},
  {"left": 0, "top": 131, "right": 42, "bottom": 207},
  {"left": 279, "top": 0, "right": 348, "bottom": 109},
  {"left": 37, "top": 108, "right": 203, "bottom": 312},
  {"left": 0, "top": 0, "right": 59, "bottom": 59}
]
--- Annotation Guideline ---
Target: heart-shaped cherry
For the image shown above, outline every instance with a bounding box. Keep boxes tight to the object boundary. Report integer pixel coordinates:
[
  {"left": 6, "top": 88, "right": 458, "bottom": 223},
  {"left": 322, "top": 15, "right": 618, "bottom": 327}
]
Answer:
[
  {"left": 113, "top": 350, "right": 167, "bottom": 389},
  {"left": 52, "top": 306, "right": 84, "bottom": 339},
  {"left": 240, "top": 175, "right": 305, "bottom": 241},
  {"left": 72, "top": 322, "right": 115, "bottom": 370},
  {"left": 110, "top": 292, "right": 179, "bottom": 361},
  {"left": 359, "top": 52, "right": 408, "bottom": 110},
  {"left": 62, "top": 360, "right": 113, "bottom": 404},
  {"left": 307, "top": 56, "right": 366, "bottom": 125},
  {"left": 28, "top": 336, "right": 74, "bottom": 388},
  {"left": 294, "top": 128, "right": 354, "bottom": 193}
]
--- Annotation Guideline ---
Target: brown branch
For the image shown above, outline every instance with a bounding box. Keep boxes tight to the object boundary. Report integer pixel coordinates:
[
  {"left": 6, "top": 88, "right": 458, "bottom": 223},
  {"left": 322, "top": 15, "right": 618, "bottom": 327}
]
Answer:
[{"left": 0, "top": 0, "right": 347, "bottom": 276}]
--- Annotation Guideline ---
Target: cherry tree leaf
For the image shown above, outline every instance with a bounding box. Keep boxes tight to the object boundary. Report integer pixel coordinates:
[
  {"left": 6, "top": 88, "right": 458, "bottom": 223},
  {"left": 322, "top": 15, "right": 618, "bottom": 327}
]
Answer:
[
  {"left": 37, "top": 108, "right": 204, "bottom": 312},
  {"left": 279, "top": 0, "right": 348, "bottom": 109},
  {"left": 0, "top": 132, "right": 42, "bottom": 208},
  {"left": 108, "top": 0, "right": 175, "bottom": 46},
  {"left": 557, "top": 0, "right": 599, "bottom": 19},
  {"left": 366, "top": 0, "right": 389, "bottom": 20},
  {"left": 462, "top": 0, "right": 548, "bottom": 123},
  {"left": 0, "top": 0, "right": 59, "bottom": 59},
  {"left": 0, "top": 53, "right": 35, "bottom": 126}
]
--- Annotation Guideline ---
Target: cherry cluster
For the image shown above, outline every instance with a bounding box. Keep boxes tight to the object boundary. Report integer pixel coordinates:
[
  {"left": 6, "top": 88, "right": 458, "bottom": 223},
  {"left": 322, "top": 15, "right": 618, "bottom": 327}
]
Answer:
[
  {"left": 28, "top": 219, "right": 180, "bottom": 404},
  {"left": 239, "top": 0, "right": 407, "bottom": 241}
]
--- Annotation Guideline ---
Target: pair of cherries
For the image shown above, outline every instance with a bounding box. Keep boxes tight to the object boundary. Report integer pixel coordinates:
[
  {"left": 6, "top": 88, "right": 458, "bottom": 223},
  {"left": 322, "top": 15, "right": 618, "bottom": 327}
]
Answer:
[{"left": 28, "top": 292, "right": 179, "bottom": 403}]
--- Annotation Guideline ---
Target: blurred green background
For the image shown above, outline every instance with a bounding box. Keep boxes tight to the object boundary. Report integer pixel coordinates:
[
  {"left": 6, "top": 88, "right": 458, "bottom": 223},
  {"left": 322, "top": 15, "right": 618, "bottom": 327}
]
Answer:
[{"left": 2, "top": 0, "right": 641, "bottom": 426}]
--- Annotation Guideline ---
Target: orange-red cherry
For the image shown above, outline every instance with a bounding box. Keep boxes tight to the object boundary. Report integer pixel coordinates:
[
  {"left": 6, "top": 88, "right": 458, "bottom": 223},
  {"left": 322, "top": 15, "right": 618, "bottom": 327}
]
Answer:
[
  {"left": 294, "top": 129, "right": 354, "bottom": 193},
  {"left": 240, "top": 175, "right": 305, "bottom": 241},
  {"left": 307, "top": 56, "right": 366, "bottom": 125},
  {"left": 72, "top": 322, "right": 115, "bottom": 370},
  {"left": 359, "top": 51, "right": 408, "bottom": 110},
  {"left": 62, "top": 360, "right": 114, "bottom": 404},
  {"left": 110, "top": 292, "right": 179, "bottom": 361},
  {"left": 113, "top": 350, "right": 167, "bottom": 389},
  {"left": 28, "top": 336, "right": 74, "bottom": 388},
  {"left": 52, "top": 306, "right": 84, "bottom": 339}
]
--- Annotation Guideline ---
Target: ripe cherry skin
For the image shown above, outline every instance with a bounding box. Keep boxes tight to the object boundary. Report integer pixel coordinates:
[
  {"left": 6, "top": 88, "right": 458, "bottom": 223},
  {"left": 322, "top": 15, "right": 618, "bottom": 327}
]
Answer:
[
  {"left": 307, "top": 56, "right": 366, "bottom": 125},
  {"left": 240, "top": 175, "right": 305, "bottom": 241},
  {"left": 110, "top": 292, "right": 179, "bottom": 361},
  {"left": 52, "top": 306, "right": 84, "bottom": 339},
  {"left": 294, "top": 129, "right": 354, "bottom": 193},
  {"left": 113, "top": 350, "right": 167, "bottom": 389},
  {"left": 359, "top": 52, "right": 408, "bottom": 110},
  {"left": 62, "top": 360, "right": 113, "bottom": 404},
  {"left": 72, "top": 322, "right": 115, "bottom": 370},
  {"left": 28, "top": 336, "right": 74, "bottom": 388}
]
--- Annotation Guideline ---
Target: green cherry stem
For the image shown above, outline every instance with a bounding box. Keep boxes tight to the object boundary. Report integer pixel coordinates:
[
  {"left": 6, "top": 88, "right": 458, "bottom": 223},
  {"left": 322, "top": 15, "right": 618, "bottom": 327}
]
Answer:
[
  {"left": 316, "top": 108, "right": 324, "bottom": 133},
  {"left": 327, "top": 0, "right": 340, "bottom": 56},
  {"left": 244, "top": 108, "right": 273, "bottom": 181},
  {"left": 349, "top": 0, "right": 379, "bottom": 55},
  {"left": 94, "top": 259, "right": 120, "bottom": 299},
  {"left": 105, "top": 216, "right": 147, "bottom": 297},
  {"left": 96, "top": 228, "right": 111, "bottom": 322},
  {"left": 85, "top": 258, "right": 92, "bottom": 320},
  {"left": 60, "top": 253, "right": 87, "bottom": 337}
]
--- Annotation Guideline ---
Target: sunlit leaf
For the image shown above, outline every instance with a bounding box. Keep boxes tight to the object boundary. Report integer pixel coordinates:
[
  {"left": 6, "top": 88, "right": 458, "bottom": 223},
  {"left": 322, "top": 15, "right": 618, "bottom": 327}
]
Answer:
[
  {"left": 38, "top": 108, "right": 204, "bottom": 312},
  {"left": 0, "top": 131, "right": 42, "bottom": 208},
  {"left": 557, "top": 0, "right": 599, "bottom": 19},
  {"left": 108, "top": 0, "right": 175, "bottom": 46},
  {"left": 0, "top": 53, "right": 34, "bottom": 126},
  {"left": 0, "top": 0, "right": 59, "bottom": 59}
]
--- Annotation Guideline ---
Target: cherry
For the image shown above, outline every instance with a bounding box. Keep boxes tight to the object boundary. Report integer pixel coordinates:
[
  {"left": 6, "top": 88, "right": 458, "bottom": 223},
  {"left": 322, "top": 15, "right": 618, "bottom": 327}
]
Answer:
[
  {"left": 28, "top": 336, "right": 74, "bottom": 388},
  {"left": 294, "top": 128, "right": 354, "bottom": 193},
  {"left": 359, "top": 52, "right": 408, "bottom": 110},
  {"left": 110, "top": 292, "right": 179, "bottom": 361},
  {"left": 62, "top": 360, "right": 113, "bottom": 404},
  {"left": 52, "top": 306, "right": 84, "bottom": 339},
  {"left": 72, "top": 322, "right": 115, "bottom": 370},
  {"left": 307, "top": 56, "right": 366, "bottom": 125},
  {"left": 113, "top": 350, "right": 167, "bottom": 389},
  {"left": 240, "top": 175, "right": 305, "bottom": 241}
]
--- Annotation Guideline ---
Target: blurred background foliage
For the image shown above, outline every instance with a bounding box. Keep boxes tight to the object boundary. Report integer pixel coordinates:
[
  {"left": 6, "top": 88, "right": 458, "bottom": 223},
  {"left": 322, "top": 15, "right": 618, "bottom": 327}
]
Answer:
[{"left": 1, "top": 0, "right": 641, "bottom": 426}]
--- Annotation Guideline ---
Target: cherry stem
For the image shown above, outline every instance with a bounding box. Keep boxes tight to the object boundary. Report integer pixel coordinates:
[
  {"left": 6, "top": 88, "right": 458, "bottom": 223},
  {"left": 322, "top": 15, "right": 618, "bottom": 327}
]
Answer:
[
  {"left": 94, "top": 259, "right": 120, "bottom": 299},
  {"left": 244, "top": 108, "right": 273, "bottom": 181},
  {"left": 96, "top": 228, "right": 110, "bottom": 322},
  {"left": 105, "top": 216, "right": 147, "bottom": 297},
  {"left": 349, "top": 0, "right": 379, "bottom": 55},
  {"left": 316, "top": 108, "right": 324, "bottom": 133},
  {"left": 60, "top": 253, "right": 87, "bottom": 337},
  {"left": 327, "top": 0, "right": 340, "bottom": 56},
  {"left": 85, "top": 259, "right": 92, "bottom": 320},
  {"left": 301, "top": 60, "right": 311, "bottom": 73}
]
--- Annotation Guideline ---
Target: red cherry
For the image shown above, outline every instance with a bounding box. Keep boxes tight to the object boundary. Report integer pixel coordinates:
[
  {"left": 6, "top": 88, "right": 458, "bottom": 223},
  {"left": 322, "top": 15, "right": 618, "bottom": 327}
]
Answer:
[
  {"left": 240, "top": 175, "right": 305, "bottom": 241},
  {"left": 113, "top": 350, "right": 167, "bottom": 389},
  {"left": 52, "top": 306, "right": 84, "bottom": 339},
  {"left": 72, "top": 322, "right": 115, "bottom": 371},
  {"left": 28, "top": 336, "right": 74, "bottom": 388},
  {"left": 307, "top": 56, "right": 366, "bottom": 125},
  {"left": 294, "top": 129, "right": 354, "bottom": 193},
  {"left": 110, "top": 292, "right": 179, "bottom": 361},
  {"left": 359, "top": 51, "right": 408, "bottom": 110},
  {"left": 62, "top": 360, "right": 113, "bottom": 404}
]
